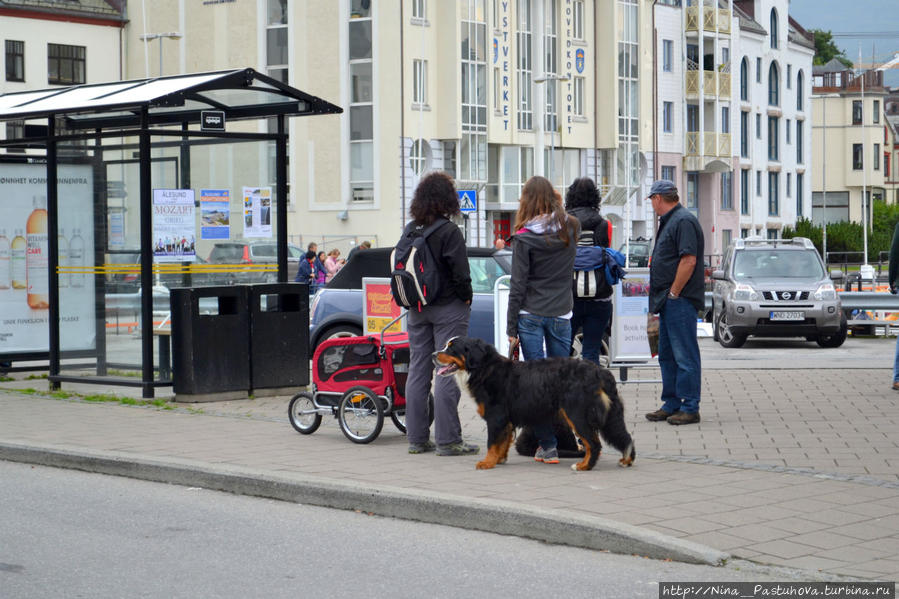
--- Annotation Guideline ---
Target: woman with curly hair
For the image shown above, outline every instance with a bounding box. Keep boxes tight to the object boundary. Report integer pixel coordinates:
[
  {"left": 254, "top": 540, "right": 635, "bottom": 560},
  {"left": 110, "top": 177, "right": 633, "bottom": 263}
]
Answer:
[
  {"left": 565, "top": 177, "right": 613, "bottom": 365},
  {"left": 403, "top": 171, "right": 478, "bottom": 457},
  {"left": 507, "top": 175, "right": 580, "bottom": 464}
]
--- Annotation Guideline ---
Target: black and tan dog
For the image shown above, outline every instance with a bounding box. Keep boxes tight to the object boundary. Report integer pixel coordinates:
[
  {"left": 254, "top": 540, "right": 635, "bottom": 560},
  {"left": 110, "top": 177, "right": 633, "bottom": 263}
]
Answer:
[{"left": 432, "top": 336, "right": 635, "bottom": 472}]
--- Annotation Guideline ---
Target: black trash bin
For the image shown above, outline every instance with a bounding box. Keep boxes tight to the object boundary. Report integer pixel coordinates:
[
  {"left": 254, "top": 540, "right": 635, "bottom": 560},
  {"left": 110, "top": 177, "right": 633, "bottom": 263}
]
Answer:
[
  {"left": 170, "top": 286, "right": 250, "bottom": 401},
  {"left": 248, "top": 283, "right": 309, "bottom": 394}
]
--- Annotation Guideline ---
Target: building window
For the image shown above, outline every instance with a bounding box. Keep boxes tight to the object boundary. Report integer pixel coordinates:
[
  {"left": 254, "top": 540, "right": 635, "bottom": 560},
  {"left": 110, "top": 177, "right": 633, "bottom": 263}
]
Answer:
[
  {"left": 768, "top": 62, "right": 779, "bottom": 106},
  {"left": 573, "top": 76, "right": 585, "bottom": 117},
  {"left": 797, "top": 71, "right": 804, "bottom": 111},
  {"left": 756, "top": 57, "right": 761, "bottom": 83},
  {"left": 721, "top": 171, "right": 733, "bottom": 210},
  {"left": 413, "top": 59, "right": 428, "bottom": 105},
  {"left": 874, "top": 143, "right": 881, "bottom": 170},
  {"left": 721, "top": 106, "right": 730, "bottom": 134},
  {"left": 873, "top": 100, "right": 880, "bottom": 124},
  {"left": 47, "top": 43, "right": 85, "bottom": 85},
  {"left": 853, "top": 100, "right": 862, "bottom": 125},
  {"left": 617, "top": 0, "right": 639, "bottom": 141},
  {"left": 461, "top": 0, "right": 487, "bottom": 182},
  {"left": 796, "top": 120, "right": 803, "bottom": 164},
  {"left": 686, "top": 172, "right": 699, "bottom": 213},
  {"left": 661, "top": 165, "right": 676, "bottom": 182},
  {"left": 756, "top": 170, "right": 762, "bottom": 196},
  {"left": 797, "top": 172, "right": 804, "bottom": 218},
  {"left": 349, "top": 1, "right": 374, "bottom": 202},
  {"left": 768, "top": 171, "right": 779, "bottom": 216},
  {"left": 770, "top": 8, "right": 778, "bottom": 49},
  {"left": 412, "top": 0, "right": 426, "bottom": 20},
  {"left": 756, "top": 113, "right": 761, "bottom": 139},
  {"left": 663, "top": 101, "right": 673, "bottom": 133},
  {"left": 786, "top": 172, "right": 792, "bottom": 197},
  {"left": 543, "top": 0, "right": 559, "bottom": 132},
  {"left": 740, "top": 57, "right": 749, "bottom": 101},
  {"left": 662, "top": 39, "right": 673, "bottom": 72},
  {"left": 740, "top": 168, "right": 750, "bottom": 215},
  {"left": 768, "top": 116, "right": 779, "bottom": 161},
  {"left": 5, "top": 120, "right": 24, "bottom": 153},
  {"left": 409, "top": 139, "right": 431, "bottom": 175},
  {"left": 786, "top": 64, "right": 792, "bottom": 87},
  {"left": 852, "top": 143, "right": 863, "bottom": 170},
  {"left": 517, "top": 0, "right": 532, "bottom": 130},
  {"left": 722, "top": 229, "right": 733, "bottom": 252},
  {"left": 767, "top": 228, "right": 778, "bottom": 240},
  {"left": 740, "top": 111, "right": 749, "bottom": 157},
  {"left": 572, "top": 0, "right": 585, "bottom": 40},
  {"left": 5, "top": 40, "right": 24, "bottom": 82},
  {"left": 785, "top": 118, "right": 791, "bottom": 144},
  {"left": 266, "top": 0, "right": 288, "bottom": 83}
]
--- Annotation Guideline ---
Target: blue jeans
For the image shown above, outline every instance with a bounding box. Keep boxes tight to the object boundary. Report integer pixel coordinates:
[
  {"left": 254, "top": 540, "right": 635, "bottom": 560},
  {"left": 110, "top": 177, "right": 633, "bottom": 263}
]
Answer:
[
  {"left": 657, "top": 297, "right": 702, "bottom": 414},
  {"left": 570, "top": 299, "right": 613, "bottom": 364},
  {"left": 517, "top": 314, "right": 571, "bottom": 450},
  {"left": 893, "top": 336, "right": 899, "bottom": 383}
]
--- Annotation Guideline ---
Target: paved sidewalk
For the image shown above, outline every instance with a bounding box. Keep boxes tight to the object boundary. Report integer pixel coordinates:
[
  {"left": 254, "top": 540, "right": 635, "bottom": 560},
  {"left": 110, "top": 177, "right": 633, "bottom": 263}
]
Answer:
[{"left": 0, "top": 364, "right": 897, "bottom": 580}]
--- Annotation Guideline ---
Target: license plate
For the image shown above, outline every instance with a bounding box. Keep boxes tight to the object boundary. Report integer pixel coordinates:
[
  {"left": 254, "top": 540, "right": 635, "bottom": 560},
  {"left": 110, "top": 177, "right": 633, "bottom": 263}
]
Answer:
[{"left": 770, "top": 311, "right": 804, "bottom": 321}]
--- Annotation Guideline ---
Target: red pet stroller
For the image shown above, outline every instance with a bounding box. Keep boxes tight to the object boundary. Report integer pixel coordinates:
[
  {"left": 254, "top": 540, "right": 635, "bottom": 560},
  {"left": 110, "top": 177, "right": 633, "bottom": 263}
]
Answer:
[{"left": 288, "top": 317, "right": 432, "bottom": 444}]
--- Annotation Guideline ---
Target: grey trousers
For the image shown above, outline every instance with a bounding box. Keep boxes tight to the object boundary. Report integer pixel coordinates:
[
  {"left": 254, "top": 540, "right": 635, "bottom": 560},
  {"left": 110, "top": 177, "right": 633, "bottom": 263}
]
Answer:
[{"left": 404, "top": 299, "right": 471, "bottom": 446}]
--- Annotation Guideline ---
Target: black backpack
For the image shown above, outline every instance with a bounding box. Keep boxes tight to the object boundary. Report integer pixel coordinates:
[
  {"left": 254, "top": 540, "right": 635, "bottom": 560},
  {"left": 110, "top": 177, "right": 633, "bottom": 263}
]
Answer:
[{"left": 390, "top": 218, "right": 448, "bottom": 310}]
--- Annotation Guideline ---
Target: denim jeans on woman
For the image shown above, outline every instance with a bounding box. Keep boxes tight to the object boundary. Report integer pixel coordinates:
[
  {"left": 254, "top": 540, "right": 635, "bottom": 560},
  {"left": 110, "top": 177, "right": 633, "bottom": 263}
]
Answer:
[
  {"left": 657, "top": 296, "right": 702, "bottom": 414},
  {"left": 570, "top": 299, "right": 612, "bottom": 365},
  {"left": 517, "top": 313, "right": 572, "bottom": 450}
]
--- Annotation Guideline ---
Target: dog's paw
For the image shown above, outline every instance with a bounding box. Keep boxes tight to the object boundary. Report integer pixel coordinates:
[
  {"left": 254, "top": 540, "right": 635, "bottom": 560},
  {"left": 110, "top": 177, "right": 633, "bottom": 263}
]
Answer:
[
  {"left": 618, "top": 456, "right": 634, "bottom": 468},
  {"left": 476, "top": 460, "right": 496, "bottom": 470},
  {"left": 570, "top": 462, "right": 591, "bottom": 472}
]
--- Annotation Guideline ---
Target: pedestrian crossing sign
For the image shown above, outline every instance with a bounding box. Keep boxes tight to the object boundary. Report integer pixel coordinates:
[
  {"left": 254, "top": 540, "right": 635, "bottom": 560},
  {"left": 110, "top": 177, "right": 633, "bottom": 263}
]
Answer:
[{"left": 458, "top": 189, "right": 477, "bottom": 212}]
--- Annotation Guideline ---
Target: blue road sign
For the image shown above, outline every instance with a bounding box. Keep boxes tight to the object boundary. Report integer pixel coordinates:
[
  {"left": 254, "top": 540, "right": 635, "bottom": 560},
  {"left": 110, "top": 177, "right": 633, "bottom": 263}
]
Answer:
[{"left": 458, "top": 189, "right": 477, "bottom": 212}]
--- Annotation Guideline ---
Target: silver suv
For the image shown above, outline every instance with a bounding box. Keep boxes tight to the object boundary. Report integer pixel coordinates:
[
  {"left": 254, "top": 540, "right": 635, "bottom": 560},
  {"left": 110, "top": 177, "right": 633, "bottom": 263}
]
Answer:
[{"left": 711, "top": 237, "right": 846, "bottom": 348}]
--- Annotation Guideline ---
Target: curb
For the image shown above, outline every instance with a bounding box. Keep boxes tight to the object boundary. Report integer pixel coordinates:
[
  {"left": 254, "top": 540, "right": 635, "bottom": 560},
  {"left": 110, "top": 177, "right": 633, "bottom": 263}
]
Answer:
[{"left": 0, "top": 441, "right": 728, "bottom": 566}]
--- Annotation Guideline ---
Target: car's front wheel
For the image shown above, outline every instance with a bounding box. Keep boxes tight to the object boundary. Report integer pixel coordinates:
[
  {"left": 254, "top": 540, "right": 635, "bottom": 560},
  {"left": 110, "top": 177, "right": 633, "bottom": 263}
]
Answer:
[
  {"left": 716, "top": 310, "right": 747, "bottom": 348},
  {"left": 816, "top": 314, "right": 848, "bottom": 348}
]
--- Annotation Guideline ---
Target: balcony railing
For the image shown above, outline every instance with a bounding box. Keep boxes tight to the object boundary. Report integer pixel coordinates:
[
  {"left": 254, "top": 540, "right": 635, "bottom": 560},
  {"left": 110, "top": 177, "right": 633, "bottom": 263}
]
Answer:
[
  {"left": 718, "top": 9, "right": 731, "bottom": 34},
  {"left": 686, "top": 71, "right": 700, "bottom": 96},
  {"left": 685, "top": 5, "right": 731, "bottom": 34},
  {"left": 685, "top": 132, "right": 730, "bottom": 158},
  {"left": 685, "top": 70, "right": 731, "bottom": 100},
  {"left": 718, "top": 133, "right": 731, "bottom": 156},
  {"left": 703, "top": 6, "right": 716, "bottom": 31},
  {"left": 718, "top": 72, "right": 731, "bottom": 97},
  {"left": 686, "top": 132, "right": 700, "bottom": 155}
]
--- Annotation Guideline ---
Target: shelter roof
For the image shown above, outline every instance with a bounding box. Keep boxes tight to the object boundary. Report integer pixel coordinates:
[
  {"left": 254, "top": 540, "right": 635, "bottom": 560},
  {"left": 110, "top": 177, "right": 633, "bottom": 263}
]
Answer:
[{"left": 0, "top": 68, "right": 341, "bottom": 129}]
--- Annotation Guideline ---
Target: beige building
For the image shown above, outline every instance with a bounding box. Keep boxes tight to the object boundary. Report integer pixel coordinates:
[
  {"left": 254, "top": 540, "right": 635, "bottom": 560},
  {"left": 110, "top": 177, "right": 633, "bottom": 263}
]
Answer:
[
  {"left": 122, "top": 0, "right": 658, "bottom": 253},
  {"left": 811, "top": 62, "right": 889, "bottom": 227}
]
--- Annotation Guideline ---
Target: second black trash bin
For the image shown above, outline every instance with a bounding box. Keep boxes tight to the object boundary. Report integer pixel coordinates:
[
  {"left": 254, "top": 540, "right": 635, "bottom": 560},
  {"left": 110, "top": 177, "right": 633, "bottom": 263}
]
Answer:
[
  {"left": 170, "top": 286, "right": 250, "bottom": 401},
  {"left": 248, "top": 283, "right": 310, "bottom": 394}
]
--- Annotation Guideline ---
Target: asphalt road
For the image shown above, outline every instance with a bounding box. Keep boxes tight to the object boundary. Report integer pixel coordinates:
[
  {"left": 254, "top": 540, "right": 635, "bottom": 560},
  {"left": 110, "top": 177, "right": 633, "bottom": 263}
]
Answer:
[{"left": 0, "top": 461, "right": 810, "bottom": 599}]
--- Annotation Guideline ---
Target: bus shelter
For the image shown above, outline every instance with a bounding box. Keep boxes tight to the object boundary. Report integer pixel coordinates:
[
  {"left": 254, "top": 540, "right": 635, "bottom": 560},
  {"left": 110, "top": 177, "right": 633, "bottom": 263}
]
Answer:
[{"left": 0, "top": 69, "right": 341, "bottom": 397}]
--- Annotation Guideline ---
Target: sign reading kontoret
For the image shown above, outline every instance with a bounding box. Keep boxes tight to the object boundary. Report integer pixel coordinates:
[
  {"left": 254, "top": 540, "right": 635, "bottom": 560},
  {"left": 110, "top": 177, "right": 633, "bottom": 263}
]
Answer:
[
  {"left": 610, "top": 268, "right": 652, "bottom": 363},
  {"left": 152, "top": 189, "right": 196, "bottom": 262},
  {"left": 0, "top": 162, "right": 96, "bottom": 354}
]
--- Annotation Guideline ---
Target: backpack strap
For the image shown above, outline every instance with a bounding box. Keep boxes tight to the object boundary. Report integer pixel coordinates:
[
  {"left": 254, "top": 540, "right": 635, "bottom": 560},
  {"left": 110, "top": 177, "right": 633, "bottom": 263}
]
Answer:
[{"left": 419, "top": 217, "right": 449, "bottom": 238}]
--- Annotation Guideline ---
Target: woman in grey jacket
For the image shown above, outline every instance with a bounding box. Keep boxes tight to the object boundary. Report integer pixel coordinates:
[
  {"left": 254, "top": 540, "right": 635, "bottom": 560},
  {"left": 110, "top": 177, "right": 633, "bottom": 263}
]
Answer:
[{"left": 507, "top": 175, "right": 580, "bottom": 464}]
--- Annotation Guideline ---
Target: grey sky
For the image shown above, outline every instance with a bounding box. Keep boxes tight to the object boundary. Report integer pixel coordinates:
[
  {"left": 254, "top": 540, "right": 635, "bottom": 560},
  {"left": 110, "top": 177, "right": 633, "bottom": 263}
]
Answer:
[{"left": 787, "top": 0, "right": 899, "bottom": 84}]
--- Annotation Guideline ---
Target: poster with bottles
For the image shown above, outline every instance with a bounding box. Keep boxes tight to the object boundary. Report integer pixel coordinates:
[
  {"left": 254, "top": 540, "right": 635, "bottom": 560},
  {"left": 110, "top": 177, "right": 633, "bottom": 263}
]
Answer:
[{"left": 0, "top": 162, "right": 96, "bottom": 355}]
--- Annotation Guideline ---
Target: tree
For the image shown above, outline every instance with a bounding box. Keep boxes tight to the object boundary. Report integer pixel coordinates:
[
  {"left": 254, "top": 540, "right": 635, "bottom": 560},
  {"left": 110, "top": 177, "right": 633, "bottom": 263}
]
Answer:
[{"left": 811, "top": 29, "right": 853, "bottom": 68}]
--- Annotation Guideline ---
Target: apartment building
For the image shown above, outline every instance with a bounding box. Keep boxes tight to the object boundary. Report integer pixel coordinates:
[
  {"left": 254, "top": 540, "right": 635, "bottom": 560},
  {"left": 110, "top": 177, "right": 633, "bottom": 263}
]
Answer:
[
  {"left": 654, "top": 0, "right": 812, "bottom": 260},
  {"left": 885, "top": 115, "right": 898, "bottom": 205},
  {"left": 120, "top": 0, "right": 658, "bottom": 251},
  {"left": 811, "top": 62, "right": 889, "bottom": 226},
  {"left": 0, "top": 0, "right": 125, "bottom": 148}
]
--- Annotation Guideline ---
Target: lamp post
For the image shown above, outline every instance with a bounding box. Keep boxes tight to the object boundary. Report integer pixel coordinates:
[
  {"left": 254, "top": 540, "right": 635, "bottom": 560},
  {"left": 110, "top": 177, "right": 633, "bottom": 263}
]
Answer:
[
  {"left": 139, "top": 32, "right": 182, "bottom": 77},
  {"left": 534, "top": 74, "right": 570, "bottom": 185}
]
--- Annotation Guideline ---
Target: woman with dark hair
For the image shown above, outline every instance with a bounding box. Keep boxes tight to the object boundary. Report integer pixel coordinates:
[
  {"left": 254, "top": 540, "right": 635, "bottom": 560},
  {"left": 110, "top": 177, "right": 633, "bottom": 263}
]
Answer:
[
  {"left": 565, "top": 177, "right": 613, "bottom": 365},
  {"left": 403, "top": 172, "right": 478, "bottom": 457},
  {"left": 507, "top": 175, "right": 580, "bottom": 465}
]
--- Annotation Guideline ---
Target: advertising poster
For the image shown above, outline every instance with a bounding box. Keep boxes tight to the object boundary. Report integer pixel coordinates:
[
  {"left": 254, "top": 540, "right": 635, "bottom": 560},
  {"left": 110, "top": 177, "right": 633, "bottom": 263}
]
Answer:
[
  {"left": 611, "top": 268, "right": 653, "bottom": 363},
  {"left": 152, "top": 189, "right": 196, "bottom": 263},
  {"left": 242, "top": 186, "right": 272, "bottom": 238},
  {"left": 199, "top": 189, "right": 230, "bottom": 240},
  {"left": 0, "top": 162, "right": 96, "bottom": 354},
  {"left": 362, "top": 277, "right": 405, "bottom": 335}
]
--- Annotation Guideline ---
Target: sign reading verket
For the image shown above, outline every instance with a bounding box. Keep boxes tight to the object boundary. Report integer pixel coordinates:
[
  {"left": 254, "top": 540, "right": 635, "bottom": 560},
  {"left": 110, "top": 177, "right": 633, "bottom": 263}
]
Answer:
[{"left": 201, "top": 111, "right": 225, "bottom": 131}]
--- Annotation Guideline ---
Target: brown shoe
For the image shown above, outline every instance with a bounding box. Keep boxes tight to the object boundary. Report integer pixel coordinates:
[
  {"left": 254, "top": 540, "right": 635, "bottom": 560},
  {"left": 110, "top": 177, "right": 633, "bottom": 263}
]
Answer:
[
  {"left": 667, "top": 411, "right": 700, "bottom": 425},
  {"left": 892, "top": 382, "right": 899, "bottom": 391},
  {"left": 645, "top": 408, "right": 675, "bottom": 422}
]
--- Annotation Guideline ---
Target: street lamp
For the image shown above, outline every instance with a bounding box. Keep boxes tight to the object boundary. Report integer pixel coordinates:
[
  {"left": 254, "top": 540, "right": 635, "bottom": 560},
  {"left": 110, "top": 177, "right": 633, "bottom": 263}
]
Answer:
[
  {"left": 534, "top": 74, "right": 570, "bottom": 185},
  {"left": 139, "top": 32, "right": 182, "bottom": 77}
]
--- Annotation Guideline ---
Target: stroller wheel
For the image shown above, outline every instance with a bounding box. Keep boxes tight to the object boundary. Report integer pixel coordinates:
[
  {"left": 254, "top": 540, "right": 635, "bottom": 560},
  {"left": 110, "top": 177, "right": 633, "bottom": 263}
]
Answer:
[
  {"left": 338, "top": 386, "right": 384, "bottom": 444},
  {"left": 390, "top": 392, "right": 435, "bottom": 434},
  {"left": 288, "top": 392, "right": 322, "bottom": 434}
]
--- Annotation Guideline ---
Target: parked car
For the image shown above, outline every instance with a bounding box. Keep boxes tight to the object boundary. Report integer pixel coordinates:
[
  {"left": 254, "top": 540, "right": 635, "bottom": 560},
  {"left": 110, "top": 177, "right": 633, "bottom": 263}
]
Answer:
[
  {"left": 618, "top": 237, "right": 651, "bottom": 268},
  {"left": 309, "top": 247, "right": 512, "bottom": 350},
  {"left": 207, "top": 240, "right": 303, "bottom": 283},
  {"left": 104, "top": 252, "right": 222, "bottom": 293},
  {"left": 710, "top": 237, "right": 846, "bottom": 348}
]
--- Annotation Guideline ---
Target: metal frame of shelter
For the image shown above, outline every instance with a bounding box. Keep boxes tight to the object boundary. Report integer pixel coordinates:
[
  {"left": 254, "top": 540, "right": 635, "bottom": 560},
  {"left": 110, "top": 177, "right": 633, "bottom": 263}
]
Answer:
[{"left": 0, "top": 68, "right": 341, "bottom": 397}]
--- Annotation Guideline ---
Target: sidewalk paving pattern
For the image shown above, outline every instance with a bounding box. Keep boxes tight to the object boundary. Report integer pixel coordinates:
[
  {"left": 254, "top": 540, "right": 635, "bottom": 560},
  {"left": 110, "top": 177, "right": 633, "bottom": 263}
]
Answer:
[{"left": 1, "top": 365, "right": 898, "bottom": 581}]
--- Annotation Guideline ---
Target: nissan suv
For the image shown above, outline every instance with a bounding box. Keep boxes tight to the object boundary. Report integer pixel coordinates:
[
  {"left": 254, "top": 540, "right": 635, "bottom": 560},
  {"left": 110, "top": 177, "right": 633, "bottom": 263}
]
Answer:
[{"left": 710, "top": 237, "right": 846, "bottom": 348}]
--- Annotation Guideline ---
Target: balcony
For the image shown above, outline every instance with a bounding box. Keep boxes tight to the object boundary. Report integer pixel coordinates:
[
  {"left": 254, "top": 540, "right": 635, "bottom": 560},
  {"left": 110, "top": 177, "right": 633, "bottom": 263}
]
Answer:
[
  {"left": 685, "top": 5, "right": 731, "bottom": 35},
  {"left": 685, "top": 65, "right": 731, "bottom": 100},
  {"left": 685, "top": 132, "right": 731, "bottom": 158}
]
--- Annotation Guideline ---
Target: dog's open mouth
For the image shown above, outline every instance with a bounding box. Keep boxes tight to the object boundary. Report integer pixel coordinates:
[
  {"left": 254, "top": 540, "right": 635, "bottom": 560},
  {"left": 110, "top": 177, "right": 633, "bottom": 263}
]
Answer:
[
  {"left": 435, "top": 363, "right": 459, "bottom": 376},
  {"left": 432, "top": 352, "right": 463, "bottom": 377}
]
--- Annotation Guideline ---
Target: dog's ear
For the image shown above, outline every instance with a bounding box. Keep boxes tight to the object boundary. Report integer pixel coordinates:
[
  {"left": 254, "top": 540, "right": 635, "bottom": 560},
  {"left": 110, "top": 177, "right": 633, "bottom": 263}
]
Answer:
[{"left": 465, "top": 338, "right": 490, "bottom": 370}]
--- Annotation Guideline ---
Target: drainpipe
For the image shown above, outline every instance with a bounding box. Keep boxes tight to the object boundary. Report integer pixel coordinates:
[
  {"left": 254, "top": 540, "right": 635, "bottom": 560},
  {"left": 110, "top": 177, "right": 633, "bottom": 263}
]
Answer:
[
  {"left": 652, "top": 0, "right": 659, "bottom": 181},
  {"left": 400, "top": 1, "right": 406, "bottom": 226}
]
